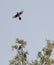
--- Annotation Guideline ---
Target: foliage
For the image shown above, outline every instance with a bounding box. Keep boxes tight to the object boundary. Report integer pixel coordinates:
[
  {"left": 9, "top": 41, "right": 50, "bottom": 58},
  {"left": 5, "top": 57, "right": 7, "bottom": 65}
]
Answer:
[{"left": 9, "top": 39, "right": 54, "bottom": 65}]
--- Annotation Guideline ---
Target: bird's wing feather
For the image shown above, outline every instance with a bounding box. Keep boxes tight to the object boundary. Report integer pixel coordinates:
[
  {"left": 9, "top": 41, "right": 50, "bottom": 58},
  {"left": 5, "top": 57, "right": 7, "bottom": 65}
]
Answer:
[
  {"left": 13, "top": 15, "right": 17, "bottom": 18},
  {"left": 19, "top": 11, "right": 23, "bottom": 15},
  {"left": 13, "top": 13, "right": 18, "bottom": 18}
]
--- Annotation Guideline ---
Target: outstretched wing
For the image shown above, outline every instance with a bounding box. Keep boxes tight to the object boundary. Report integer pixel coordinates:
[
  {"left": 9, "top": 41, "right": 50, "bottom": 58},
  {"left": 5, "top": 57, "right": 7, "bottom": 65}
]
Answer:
[
  {"left": 19, "top": 11, "right": 23, "bottom": 15},
  {"left": 13, "top": 13, "right": 18, "bottom": 18}
]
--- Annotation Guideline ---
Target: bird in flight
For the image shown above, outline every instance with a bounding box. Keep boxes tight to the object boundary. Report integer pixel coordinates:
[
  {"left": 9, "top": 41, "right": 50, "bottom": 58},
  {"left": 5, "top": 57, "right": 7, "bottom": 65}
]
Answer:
[{"left": 13, "top": 11, "right": 23, "bottom": 20}]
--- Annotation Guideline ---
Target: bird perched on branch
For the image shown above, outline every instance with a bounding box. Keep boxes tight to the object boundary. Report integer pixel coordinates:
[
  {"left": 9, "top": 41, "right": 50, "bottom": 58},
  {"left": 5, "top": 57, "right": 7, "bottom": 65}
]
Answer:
[{"left": 13, "top": 11, "right": 23, "bottom": 20}]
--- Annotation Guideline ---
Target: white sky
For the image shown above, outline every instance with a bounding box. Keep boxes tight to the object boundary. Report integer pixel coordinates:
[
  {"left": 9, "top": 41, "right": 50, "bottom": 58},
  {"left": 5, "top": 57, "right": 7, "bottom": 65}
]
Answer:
[{"left": 0, "top": 0, "right": 54, "bottom": 65}]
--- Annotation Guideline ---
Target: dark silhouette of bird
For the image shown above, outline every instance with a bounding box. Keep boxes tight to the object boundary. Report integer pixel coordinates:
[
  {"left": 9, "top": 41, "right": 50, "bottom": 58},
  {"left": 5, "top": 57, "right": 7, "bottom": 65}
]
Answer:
[{"left": 13, "top": 11, "right": 23, "bottom": 20}]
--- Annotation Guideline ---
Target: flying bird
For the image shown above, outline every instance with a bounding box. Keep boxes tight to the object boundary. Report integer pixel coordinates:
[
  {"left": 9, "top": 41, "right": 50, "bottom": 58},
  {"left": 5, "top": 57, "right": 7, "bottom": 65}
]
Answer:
[{"left": 13, "top": 11, "right": 23, "bottom": 20}]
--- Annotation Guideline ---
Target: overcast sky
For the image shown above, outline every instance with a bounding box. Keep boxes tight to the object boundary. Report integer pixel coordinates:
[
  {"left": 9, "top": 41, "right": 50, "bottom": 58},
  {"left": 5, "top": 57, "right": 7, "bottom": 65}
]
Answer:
[{"left": 0, "top": 0, "right": 54, "bottom": 65}]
